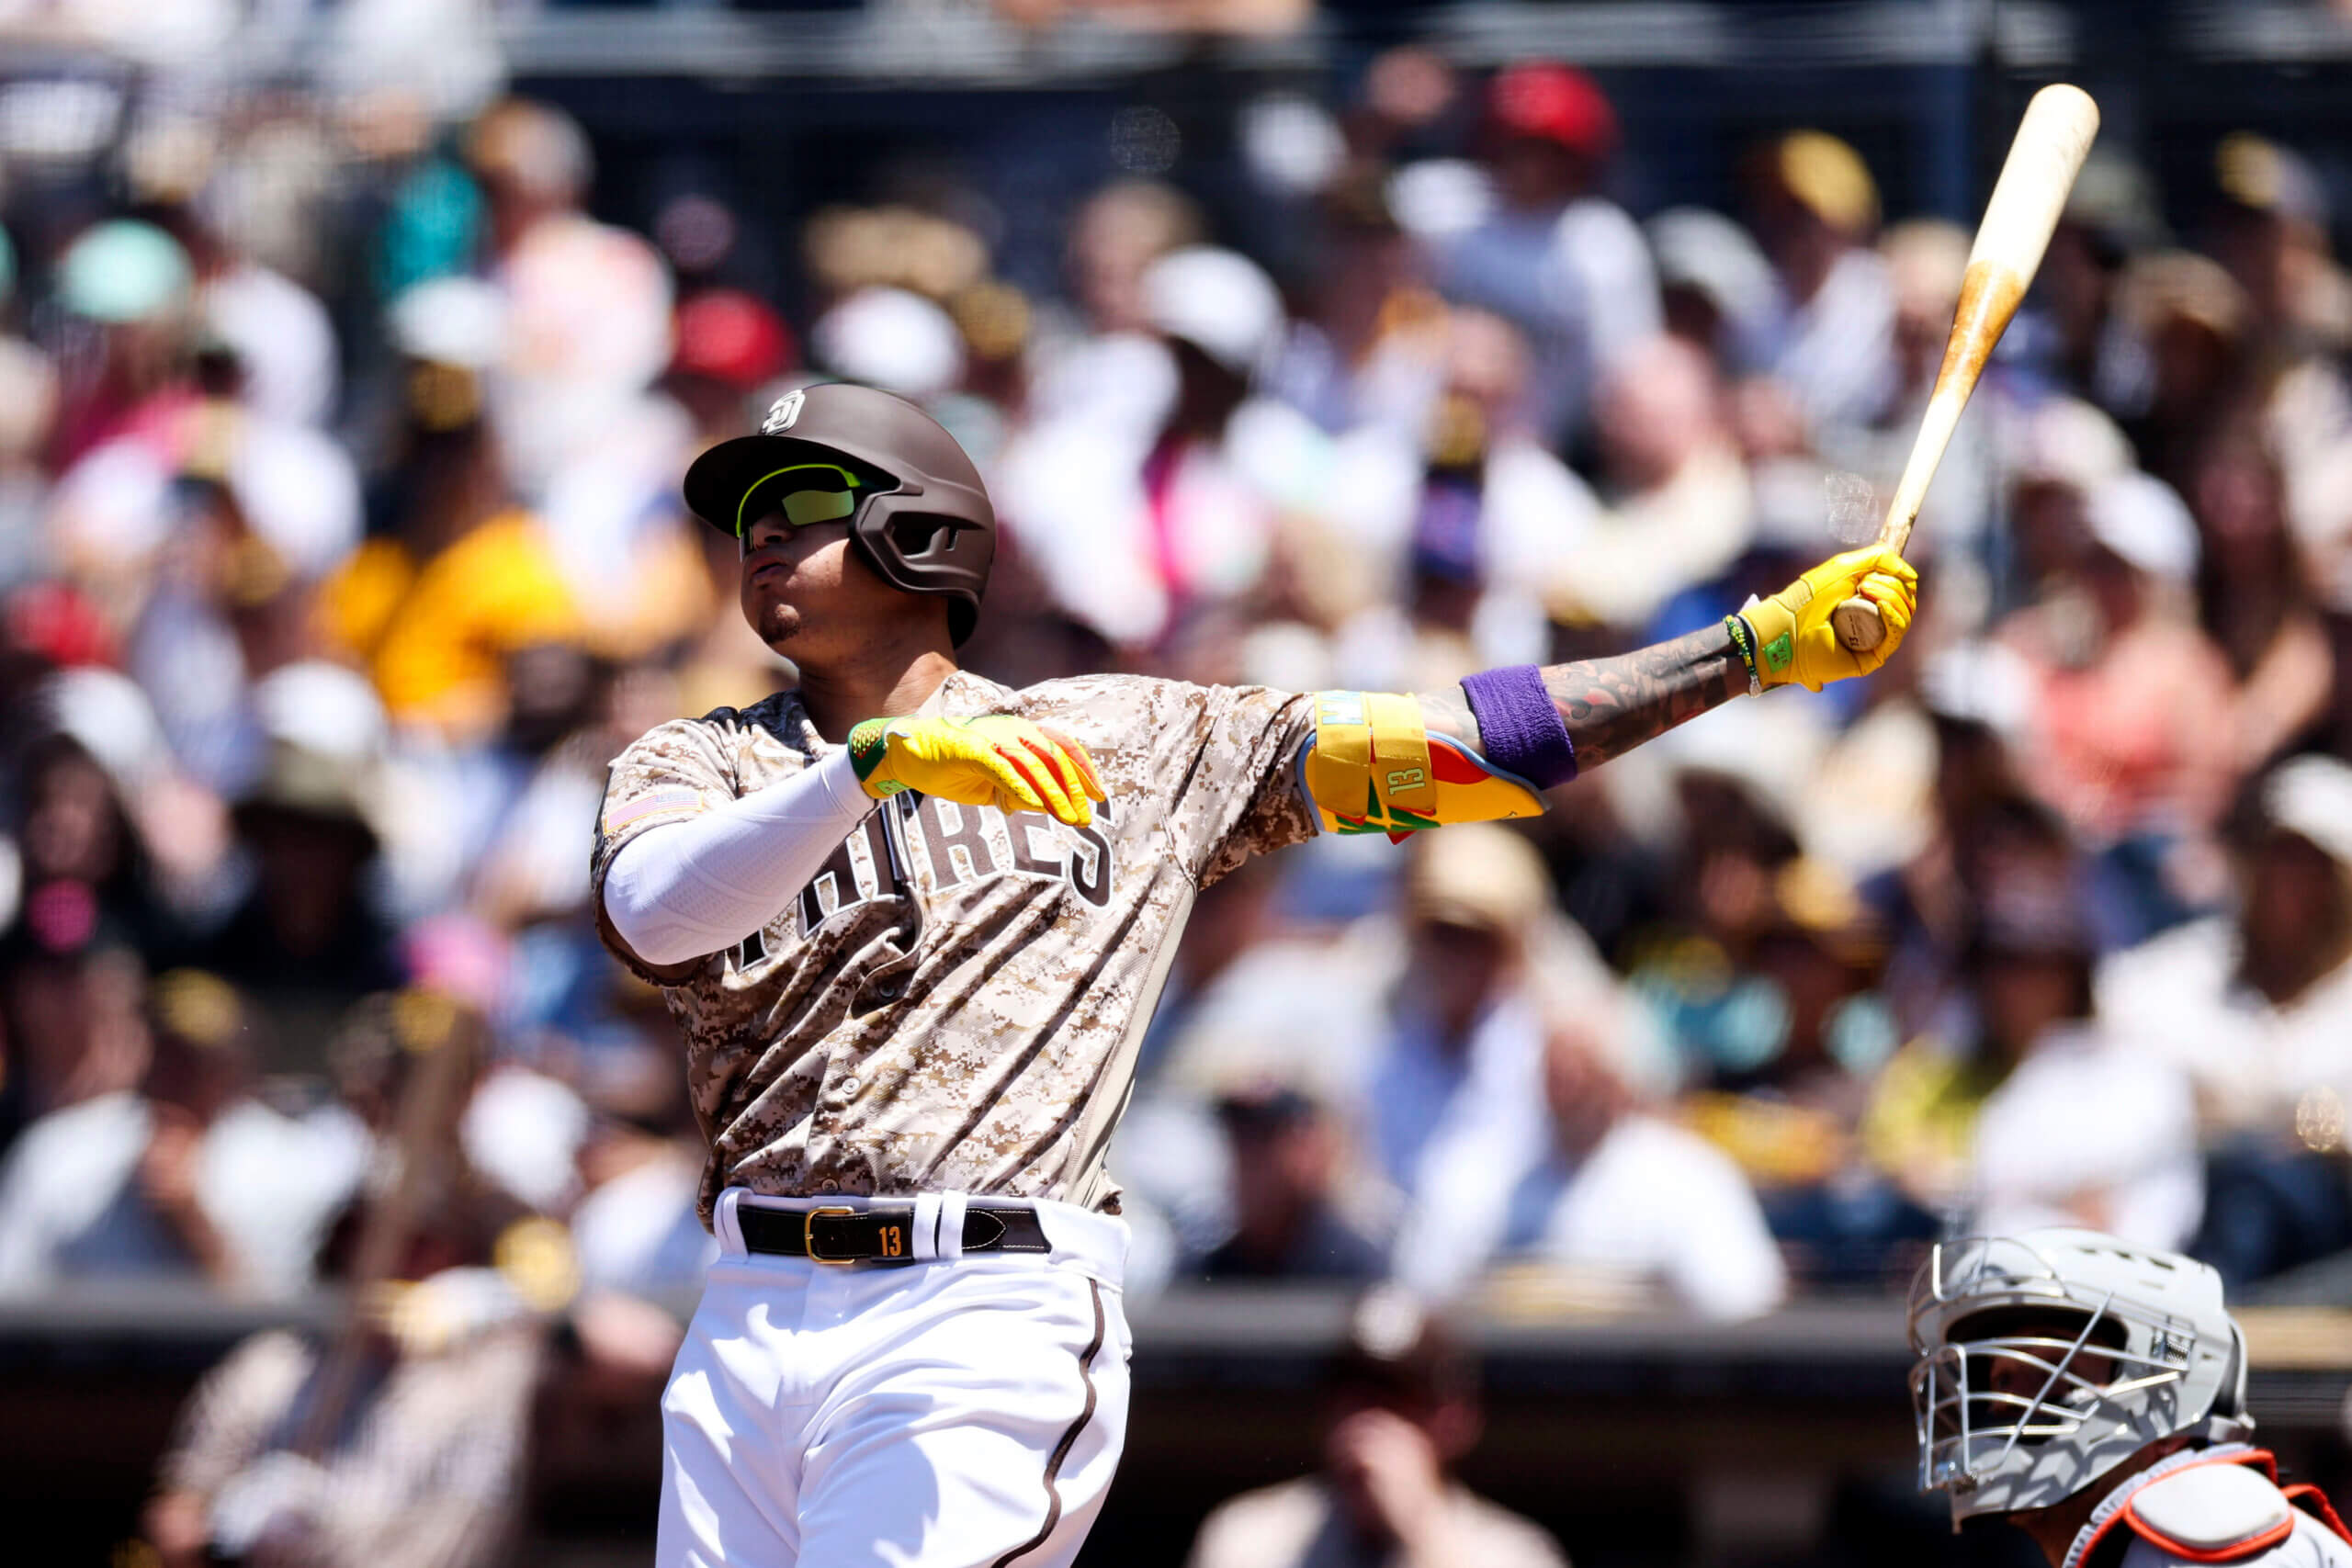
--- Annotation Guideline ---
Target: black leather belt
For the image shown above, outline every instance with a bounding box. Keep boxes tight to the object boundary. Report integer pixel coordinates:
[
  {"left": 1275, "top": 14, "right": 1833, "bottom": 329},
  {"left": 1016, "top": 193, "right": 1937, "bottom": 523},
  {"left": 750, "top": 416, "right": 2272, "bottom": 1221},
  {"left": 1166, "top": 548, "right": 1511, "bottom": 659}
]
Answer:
[{"left": 737, "top": 1202, "right": 1051, "bottom": 1264}]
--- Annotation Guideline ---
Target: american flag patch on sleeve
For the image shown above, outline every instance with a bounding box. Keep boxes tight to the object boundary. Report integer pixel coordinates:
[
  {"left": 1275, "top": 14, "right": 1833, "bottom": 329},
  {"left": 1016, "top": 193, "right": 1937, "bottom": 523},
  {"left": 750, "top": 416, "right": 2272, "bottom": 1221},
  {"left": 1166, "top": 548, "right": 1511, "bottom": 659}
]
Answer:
[{"left": 602, "top": 789, "right": 707, "bottom": 835}]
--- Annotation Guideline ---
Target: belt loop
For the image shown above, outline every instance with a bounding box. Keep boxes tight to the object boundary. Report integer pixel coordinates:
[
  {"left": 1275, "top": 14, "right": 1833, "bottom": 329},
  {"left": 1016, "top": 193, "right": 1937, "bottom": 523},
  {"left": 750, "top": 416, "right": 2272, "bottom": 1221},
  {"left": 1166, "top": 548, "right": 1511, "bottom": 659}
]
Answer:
[
  {"left": 910, "top": 1193, "right": 944, "bottom": 1261},
  {"left": 936, "top": 1192, "right": 968, "bottom": 1261},
  {"left": 716, "top": 1189, "right": 748, "bottom": 1257}
]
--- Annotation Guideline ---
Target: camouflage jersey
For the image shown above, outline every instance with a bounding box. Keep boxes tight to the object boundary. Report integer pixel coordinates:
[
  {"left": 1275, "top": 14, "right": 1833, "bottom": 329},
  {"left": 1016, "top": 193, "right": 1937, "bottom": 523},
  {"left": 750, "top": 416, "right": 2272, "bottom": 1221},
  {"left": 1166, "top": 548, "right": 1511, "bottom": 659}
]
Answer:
[{"left": 593, "top": 669, "right": 1317, "bottom": 1226}]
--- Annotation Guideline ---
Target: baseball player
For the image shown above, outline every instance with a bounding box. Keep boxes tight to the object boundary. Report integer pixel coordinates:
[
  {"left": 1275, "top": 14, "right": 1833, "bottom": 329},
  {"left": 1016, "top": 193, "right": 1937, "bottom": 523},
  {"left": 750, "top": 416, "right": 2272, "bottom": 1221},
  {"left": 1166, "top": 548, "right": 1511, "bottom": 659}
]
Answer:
[
  {"left": 1909, "top": 1227, "right": 2352, "bottom": 1567},
  {"left": 594, "top": 381, "right": 1917, "bottom": 1568}
]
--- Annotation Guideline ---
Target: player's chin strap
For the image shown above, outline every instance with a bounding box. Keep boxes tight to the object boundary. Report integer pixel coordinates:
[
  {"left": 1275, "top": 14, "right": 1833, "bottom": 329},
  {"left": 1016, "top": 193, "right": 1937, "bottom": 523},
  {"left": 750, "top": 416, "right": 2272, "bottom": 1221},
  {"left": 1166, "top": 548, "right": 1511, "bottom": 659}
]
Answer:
[
  {"left": 2207, "top": 1321, "right": 2257, "bottom": 1448},
  {"left": 2205, "top": 1410, "right": 2260, "bottom": 1448},
  {"left": 1294, "top": 687, "right": 1550, "bottom": 841}
]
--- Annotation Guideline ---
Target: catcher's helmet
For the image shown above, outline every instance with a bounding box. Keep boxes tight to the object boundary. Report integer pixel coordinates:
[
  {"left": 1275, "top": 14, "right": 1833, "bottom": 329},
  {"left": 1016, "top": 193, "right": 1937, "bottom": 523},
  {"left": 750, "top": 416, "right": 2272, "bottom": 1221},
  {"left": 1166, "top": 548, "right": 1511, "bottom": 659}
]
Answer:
[
  {"left": 1907, "top": 1229, "right": 2253, "bottom": 1528},
  {"left": 684, "top": 383, "right": 994, "bottom": 645}
]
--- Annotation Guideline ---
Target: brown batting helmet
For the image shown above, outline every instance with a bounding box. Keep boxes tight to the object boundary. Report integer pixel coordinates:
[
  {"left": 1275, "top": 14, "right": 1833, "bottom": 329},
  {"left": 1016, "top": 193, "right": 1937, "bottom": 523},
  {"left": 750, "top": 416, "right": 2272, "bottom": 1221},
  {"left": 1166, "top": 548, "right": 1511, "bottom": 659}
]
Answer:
[{"left": 683, "top": 383, "right": 995, "bottom": 644}]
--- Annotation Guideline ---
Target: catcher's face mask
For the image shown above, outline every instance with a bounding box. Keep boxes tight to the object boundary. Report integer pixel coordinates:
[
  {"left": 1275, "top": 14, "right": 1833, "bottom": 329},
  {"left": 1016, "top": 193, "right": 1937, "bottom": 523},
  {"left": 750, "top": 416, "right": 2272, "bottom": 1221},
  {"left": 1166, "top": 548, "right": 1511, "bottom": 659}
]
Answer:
[{"left": 1905, "top": 1232, "right": 2251, "bottom": 1528}]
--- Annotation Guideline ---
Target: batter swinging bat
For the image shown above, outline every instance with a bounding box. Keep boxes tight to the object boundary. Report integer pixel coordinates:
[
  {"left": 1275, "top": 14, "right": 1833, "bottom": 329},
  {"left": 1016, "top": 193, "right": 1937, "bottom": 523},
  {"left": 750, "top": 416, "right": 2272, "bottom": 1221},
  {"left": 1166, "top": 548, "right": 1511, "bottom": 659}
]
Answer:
[{"left": 1830, "top": 84, "right": 2101, "bottom": 653}]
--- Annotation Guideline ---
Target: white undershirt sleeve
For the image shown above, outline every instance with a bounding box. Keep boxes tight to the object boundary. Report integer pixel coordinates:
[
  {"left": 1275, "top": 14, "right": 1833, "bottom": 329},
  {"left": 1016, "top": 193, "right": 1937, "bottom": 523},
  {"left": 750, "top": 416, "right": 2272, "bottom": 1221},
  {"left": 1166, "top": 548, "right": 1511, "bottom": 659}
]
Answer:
[{"left": 602, "top": 749, "right": 876, "bottom": 968}]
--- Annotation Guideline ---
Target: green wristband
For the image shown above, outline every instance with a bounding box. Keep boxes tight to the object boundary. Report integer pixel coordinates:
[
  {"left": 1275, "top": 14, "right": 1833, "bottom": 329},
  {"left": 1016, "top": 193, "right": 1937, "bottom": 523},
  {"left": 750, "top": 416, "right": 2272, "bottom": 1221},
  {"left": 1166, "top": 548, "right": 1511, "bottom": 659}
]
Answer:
[
  {"left": 1723, "top": 615, "right": 1764, "bottom": 697},
  {"left": 847, "top": 718, "right": 899, "bottom": 790}
]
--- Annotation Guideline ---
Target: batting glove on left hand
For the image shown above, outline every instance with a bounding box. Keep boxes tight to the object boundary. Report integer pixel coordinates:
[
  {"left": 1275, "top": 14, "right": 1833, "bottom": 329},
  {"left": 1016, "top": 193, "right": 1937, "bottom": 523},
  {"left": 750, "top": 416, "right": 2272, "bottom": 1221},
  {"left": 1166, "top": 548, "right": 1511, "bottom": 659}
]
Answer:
[
  {"left": 847, "top": 715, "right": 1108, "bottom": 828},
  {"left": 1737, "top": 544, "right": 1919, "bottom": 692}
]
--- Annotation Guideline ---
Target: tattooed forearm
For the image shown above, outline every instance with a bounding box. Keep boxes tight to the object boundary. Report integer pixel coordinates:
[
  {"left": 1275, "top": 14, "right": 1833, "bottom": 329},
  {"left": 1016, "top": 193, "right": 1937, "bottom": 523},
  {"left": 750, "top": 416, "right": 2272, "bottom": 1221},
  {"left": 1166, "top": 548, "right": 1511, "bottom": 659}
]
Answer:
[
  {"left": 1416, "top": 624, "right": 1746, "bottom": 774},
  {"left": 1542, "top": 624, "right": 1746, "bottom": 767},
  {"left": 1416, "top": 684, "right": 1481, "bottom": 750}
]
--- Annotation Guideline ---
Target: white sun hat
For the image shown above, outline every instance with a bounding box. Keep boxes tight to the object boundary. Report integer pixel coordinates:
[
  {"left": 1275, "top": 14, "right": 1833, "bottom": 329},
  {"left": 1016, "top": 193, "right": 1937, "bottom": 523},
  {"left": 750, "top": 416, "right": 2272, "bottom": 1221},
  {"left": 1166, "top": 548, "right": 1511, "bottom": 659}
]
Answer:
[
  {"left": 2083, "top": 469, "right": 2199, "bottom": 583},
  {"left": 1141, "top": 245, "right": 1284, "bottom": 380}
]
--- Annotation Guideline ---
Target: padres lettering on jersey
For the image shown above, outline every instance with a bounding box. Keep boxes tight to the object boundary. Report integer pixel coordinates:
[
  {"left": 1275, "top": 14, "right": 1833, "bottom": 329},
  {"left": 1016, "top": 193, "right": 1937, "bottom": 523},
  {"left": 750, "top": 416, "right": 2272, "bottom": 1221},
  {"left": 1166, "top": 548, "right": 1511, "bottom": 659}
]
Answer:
[
  {"left": 593, "top": 671, "right": 1315, "bottom": 1226},
  {"left": 736, "top": 796, "right": 1117, "bottom": 974}
]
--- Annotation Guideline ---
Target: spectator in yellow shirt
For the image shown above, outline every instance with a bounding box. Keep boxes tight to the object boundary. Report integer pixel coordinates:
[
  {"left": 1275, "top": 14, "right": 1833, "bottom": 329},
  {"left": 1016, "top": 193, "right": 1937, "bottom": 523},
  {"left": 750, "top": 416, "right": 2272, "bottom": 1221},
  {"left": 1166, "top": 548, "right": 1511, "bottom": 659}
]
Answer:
[{"left": 322, "top": 280, "right": 580, "bottom": 742}]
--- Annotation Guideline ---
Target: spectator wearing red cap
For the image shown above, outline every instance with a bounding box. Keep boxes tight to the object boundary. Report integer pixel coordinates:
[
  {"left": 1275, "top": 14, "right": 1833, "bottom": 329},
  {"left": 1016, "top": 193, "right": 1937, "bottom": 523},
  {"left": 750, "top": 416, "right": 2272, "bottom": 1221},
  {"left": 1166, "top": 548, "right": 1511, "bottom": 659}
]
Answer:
[
  {"left": 1434, "top": 61, "right": 1658, "bottom": 449},
  {"left": 670, "top": 289, "right": 792, "bottom": 410},
  {"left": 665, "top": 288, "right": 795, "bottom": 476}
]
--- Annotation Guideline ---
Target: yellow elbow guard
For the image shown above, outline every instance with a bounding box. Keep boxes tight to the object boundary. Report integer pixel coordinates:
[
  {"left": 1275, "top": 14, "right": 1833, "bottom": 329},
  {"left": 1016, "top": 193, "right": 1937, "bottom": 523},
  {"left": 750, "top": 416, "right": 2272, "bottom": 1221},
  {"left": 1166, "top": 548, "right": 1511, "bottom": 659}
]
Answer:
[{"left": 1295, "top": 692, "right": 1545, "bottom": 840}]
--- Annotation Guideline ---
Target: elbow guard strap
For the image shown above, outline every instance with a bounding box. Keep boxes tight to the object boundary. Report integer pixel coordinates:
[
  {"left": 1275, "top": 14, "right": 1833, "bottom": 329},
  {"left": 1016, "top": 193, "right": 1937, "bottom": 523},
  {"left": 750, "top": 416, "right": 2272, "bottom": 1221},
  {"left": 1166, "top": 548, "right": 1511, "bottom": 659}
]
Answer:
[{"left": 1295, "top": 691, "right": 1546, "bottom": 840}]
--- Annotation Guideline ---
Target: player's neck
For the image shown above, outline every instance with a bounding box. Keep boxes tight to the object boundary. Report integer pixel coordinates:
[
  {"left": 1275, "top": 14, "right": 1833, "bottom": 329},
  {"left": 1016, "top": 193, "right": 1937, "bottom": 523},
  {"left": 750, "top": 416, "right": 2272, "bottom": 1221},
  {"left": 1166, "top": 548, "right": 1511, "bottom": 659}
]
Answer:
[
  {"left": 2013, "top": 1487, "right": 2103, "bottom": 1567},
  {"left": 2011, "top": 1438, "right": 2190, "bottom": 1566},
  {"left": 797, "top": 648, "right": 960, "bottom": 743}
]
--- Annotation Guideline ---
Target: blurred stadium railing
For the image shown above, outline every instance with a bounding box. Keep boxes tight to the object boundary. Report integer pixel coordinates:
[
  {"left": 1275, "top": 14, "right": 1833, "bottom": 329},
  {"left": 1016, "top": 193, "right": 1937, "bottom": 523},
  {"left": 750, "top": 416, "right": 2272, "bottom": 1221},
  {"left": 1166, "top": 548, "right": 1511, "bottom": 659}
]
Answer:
[{"left": 6, "top": 1286, "right": 2346, "bottom": 1566}]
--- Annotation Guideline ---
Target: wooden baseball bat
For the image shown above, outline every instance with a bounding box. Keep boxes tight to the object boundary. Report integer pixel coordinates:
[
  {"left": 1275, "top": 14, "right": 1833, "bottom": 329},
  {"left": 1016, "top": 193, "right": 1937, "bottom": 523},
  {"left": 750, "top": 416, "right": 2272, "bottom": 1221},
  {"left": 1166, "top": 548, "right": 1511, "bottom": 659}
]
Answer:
[{"left": 1830, "top": 84, "right": 2100, "bottom": 653}]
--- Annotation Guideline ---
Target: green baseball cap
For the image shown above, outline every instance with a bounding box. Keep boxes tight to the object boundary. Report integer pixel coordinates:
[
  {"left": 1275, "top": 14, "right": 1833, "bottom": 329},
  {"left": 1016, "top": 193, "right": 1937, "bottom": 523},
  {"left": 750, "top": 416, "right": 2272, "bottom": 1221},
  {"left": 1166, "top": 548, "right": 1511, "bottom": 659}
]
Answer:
[{"left": 57, "top": 220, "right": 192, "bottom": 323}]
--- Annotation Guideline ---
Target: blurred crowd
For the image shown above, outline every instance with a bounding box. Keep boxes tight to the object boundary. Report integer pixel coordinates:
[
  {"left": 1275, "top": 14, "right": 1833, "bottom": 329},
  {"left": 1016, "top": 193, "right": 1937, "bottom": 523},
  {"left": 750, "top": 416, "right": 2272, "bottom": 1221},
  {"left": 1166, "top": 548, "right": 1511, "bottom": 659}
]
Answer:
[
  {"left": 1093, "top": 63, "right": 2352, "bottom": 1314},
  {"left": 0, "top": 25, "right": 2346, "bottom": 1546}
]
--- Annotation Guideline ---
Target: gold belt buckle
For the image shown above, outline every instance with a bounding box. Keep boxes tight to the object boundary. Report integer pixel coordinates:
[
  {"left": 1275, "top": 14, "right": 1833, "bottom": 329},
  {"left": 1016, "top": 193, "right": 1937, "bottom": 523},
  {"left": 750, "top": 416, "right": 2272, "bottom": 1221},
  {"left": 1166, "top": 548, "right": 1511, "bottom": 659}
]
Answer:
[{"left": 802, "top": 1205, "right": 862, "bottom": 1265}]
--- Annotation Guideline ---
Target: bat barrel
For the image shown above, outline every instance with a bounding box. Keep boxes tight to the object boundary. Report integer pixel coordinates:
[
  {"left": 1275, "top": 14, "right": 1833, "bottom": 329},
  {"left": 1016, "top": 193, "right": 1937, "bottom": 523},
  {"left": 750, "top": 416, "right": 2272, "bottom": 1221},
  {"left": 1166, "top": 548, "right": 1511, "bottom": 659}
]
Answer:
[{"left": 1830, "top": 83, "right": 2099, "bottom": 655}]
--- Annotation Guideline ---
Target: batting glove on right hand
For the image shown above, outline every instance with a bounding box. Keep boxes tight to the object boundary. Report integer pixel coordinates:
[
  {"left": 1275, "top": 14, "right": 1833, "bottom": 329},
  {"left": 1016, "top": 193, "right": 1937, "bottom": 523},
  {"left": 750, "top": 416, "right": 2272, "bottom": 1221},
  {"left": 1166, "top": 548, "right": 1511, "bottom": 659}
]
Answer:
[
  {"left": 847, "top": 715, "right": 1108, "bottom": 827},
  {"left": 1738, "top": 544, "right": 1919, "bottom": 692}
]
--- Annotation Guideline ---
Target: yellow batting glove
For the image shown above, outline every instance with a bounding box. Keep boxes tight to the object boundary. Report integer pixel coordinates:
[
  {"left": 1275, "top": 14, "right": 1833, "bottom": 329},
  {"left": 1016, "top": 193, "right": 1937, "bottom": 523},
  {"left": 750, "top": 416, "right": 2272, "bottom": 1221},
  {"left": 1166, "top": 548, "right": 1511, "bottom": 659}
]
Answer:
[
  {"left": 846, "top": 715, "right": 1108, "bottom": 827},
  {"left": 1735, "top": 545, "right": 1919, "bottom": 692}
]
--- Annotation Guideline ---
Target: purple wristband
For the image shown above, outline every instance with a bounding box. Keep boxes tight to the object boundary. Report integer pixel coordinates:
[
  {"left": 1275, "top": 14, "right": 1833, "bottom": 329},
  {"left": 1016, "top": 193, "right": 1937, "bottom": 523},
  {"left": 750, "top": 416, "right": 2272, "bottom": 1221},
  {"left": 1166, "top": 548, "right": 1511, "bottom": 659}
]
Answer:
[{"left": 1459, "top": 665, "right": 1577, "bottom": 788}]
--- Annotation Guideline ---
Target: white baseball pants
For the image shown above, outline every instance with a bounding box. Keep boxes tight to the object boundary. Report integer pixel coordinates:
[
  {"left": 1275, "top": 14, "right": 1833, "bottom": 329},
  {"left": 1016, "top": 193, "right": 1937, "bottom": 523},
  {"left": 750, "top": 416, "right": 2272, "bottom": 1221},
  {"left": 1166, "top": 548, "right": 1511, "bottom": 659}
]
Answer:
[{"left": 657, "top": 1191, "right": 1133, "bottom": 1568}]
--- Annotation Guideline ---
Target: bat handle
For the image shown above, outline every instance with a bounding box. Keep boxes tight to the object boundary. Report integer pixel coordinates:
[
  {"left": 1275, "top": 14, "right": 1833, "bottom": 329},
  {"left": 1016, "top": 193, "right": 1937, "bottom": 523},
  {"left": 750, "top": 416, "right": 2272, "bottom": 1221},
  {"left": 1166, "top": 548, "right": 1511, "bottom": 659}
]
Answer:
[
  {"left": 1831, "top": 478, "right": 1929, "bottom": 657},
  {"left": 1831, "top": 596, "right": 1887, "bottom": 653}
]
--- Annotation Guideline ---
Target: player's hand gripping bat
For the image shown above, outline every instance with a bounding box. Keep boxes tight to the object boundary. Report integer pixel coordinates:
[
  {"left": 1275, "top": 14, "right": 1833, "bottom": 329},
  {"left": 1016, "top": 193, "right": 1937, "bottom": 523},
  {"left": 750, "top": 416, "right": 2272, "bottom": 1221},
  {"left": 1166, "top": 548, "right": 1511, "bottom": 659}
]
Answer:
[{"left": 1830, "top": 84, "right": 2101, "bottom": 653}]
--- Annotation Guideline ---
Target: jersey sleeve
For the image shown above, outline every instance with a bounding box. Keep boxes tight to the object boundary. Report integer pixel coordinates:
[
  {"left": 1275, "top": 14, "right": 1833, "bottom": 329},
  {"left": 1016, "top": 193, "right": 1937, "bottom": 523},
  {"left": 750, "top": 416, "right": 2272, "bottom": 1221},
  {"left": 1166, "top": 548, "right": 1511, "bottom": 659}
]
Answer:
[
  {"left": 591, "top": 715, "right": 742, "bottom": 981},
  {"left": 1018, "top": 674, "right": 1315, "bottom": 889},
  {"left": 1159, "top": 682, "right": 1318, "bottom": 887}
]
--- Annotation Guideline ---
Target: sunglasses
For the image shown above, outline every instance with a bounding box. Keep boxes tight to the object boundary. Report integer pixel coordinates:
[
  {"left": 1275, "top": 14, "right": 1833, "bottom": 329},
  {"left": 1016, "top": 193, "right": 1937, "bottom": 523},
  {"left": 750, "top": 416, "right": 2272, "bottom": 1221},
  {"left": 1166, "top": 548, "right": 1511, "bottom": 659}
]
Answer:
[{"left": 737, "top": 463, "right": 865, "bottom": 538}]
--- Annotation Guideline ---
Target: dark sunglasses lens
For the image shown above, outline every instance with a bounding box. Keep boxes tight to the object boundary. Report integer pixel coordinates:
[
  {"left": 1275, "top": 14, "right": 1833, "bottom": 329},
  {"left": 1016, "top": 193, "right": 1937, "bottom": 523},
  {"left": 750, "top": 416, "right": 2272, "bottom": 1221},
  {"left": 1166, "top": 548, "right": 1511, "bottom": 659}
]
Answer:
[{"left": 779, "top": 488, "right": 858, "bottom": 526}]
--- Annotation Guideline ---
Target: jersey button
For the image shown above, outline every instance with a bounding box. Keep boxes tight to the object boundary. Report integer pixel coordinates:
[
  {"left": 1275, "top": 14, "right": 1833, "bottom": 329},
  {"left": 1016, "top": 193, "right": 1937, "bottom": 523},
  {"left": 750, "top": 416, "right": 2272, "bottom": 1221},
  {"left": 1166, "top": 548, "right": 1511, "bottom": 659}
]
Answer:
[
  {"left": 819, "top": 1179, "right": 840, "bottom": 1194},
  {"left": 839, "top": 1076, "right": 860, "bottom": 1097},
  {"left": 871, "top": 976, "right": 905, "bottom": 1001}
]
